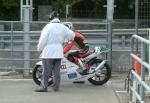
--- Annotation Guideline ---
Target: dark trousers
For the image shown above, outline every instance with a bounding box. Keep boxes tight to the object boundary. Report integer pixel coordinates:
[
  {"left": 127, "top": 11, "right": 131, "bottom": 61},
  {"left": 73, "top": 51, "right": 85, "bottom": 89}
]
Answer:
[{"left": 41, "top": 59, "right": 61, "bottom": 90}]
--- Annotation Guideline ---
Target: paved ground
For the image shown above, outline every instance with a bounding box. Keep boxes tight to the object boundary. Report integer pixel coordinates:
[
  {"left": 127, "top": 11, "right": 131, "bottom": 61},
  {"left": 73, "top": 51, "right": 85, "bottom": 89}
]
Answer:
[
  {"left": 0, "top": 79, "right": 119, "bottom": 103},
  {"left": 1, "top": 72, "right": 150, "bottom": 103},
  {"left": 108, "top": 72, "right": 129, "bottom": 103},
  {"left": 108, "top": 72, "right": 150, "bottom": 103}
]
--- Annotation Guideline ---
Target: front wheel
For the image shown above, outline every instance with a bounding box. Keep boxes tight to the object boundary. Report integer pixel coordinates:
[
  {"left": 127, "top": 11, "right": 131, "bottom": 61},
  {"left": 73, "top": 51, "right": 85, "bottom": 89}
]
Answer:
[
  {"left": 88, "top": 59, "right": 111, "bottom": 85},
  {"left": 32, "top": 65, "right": 53, "bottom": 86}
]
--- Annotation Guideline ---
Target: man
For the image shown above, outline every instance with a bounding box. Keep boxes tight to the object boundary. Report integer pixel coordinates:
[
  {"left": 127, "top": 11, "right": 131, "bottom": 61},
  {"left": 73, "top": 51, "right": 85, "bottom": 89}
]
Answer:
[
  {"left": 63, "top": 22, "right": 90, "bottom": 75},
  {"left": 36, "top": 11, "right": 74, "bottom": 92}
]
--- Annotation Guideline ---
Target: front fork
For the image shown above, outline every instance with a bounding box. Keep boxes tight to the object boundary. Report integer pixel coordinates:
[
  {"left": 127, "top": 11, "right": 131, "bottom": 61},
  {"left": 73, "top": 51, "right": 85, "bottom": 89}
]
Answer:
[
  {"left": 94, "top": 60, "right": 107, "bottom": 71},
  {"left": 88, "top": 60, "right": 107, "bottom": 75}
]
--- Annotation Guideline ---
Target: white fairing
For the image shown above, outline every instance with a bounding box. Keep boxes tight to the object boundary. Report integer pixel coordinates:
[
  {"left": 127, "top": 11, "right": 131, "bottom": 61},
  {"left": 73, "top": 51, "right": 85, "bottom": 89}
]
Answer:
[
  {"left": 35, "top": 57, "right": 106, "bottom": 81},
  {"left": 60, "top": 58, "right": 82, "bottom": 80},
  {"left": 36, "top": 58, "right": 83, "bottom": 81},
  {"left": 36, "top": 58, "right": 78, "bottom": 71}
]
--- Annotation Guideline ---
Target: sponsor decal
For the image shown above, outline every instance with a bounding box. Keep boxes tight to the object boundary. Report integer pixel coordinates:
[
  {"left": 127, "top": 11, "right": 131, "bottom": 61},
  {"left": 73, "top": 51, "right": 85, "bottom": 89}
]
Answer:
[
  {"left": 61, "top": 64, "right": 67, "bottom": 69},
  {"left": 67, "top": 72, "right": 77, "bottom": 79}
]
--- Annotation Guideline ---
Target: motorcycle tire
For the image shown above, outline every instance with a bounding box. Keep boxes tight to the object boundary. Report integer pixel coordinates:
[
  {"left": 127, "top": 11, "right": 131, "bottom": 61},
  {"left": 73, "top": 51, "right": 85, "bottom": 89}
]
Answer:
[
  {"left": 32, "top": 65, "right": 53, "bottom": 86},
  {"left": 88, "top": 59, "right": 111, "bottom": 85}
]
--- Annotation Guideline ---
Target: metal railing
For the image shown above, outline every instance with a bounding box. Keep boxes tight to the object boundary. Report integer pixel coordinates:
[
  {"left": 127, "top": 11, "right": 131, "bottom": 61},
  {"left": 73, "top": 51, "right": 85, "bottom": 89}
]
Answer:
[
  {"left": 0, "top": 21, "right": 110, "bottom": 76},
  {"left": 0, "top": 20, "right": 148, "bottom": 76},
  {"left": 129, "top": 34, "right": 150, "bottom": 103}
]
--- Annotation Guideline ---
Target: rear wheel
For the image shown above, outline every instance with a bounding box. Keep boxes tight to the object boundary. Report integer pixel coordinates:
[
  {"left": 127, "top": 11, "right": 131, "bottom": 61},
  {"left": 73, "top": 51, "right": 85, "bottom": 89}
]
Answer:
[
  {"left": 32, "top": 65, "right": 53, "bottom": 86},
  {"left": 88, "top": 59, "right": 111, "bottom": 85}
]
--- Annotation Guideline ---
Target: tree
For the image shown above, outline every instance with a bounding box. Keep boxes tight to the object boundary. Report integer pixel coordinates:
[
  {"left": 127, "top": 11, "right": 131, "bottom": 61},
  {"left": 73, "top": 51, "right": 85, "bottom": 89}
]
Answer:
[
  {"left": 0, "top": 0, "right": 20, "bottom": 20},
  {"left": 0, "top": 0, "right": 136, "bottom": 20},
  {"left": 2, "top": 0, "right": 19, "bottom": 9}
]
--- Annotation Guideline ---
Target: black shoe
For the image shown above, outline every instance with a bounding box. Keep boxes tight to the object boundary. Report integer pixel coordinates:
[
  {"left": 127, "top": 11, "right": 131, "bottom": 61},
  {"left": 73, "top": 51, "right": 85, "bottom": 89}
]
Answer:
[{"left": 35, "top": 89, "right": 48, "bottom": 92}]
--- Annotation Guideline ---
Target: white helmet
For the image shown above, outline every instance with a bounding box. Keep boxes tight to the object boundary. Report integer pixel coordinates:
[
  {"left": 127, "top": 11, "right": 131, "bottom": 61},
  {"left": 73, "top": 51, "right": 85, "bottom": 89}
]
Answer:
[{"left": 64, "top": 22, "right": 74, "bottom": 30}]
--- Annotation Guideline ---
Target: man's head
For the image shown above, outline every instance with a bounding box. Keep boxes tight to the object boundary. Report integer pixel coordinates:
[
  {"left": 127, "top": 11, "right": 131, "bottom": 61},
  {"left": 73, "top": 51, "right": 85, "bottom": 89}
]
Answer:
[{"left": 49, "top": 11, "right": 59, "bottom": 21}]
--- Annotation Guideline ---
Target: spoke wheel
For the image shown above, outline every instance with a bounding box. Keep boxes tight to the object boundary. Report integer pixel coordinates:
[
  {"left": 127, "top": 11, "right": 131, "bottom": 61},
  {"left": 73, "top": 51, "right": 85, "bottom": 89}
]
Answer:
[
  {"left": 88, "top": 59, "right": 111, "bottom": 85},
  {"left": 32, "top": 65, "right": 53, "bottom": 86}
]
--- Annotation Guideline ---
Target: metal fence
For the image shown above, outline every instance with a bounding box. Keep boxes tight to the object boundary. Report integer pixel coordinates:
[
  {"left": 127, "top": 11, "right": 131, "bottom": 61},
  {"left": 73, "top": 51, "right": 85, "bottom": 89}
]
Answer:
[
  {"left": 128, "top": 0, "right": 150, "bottom": 102},
  {"left": 135, "top": 0, "right": 150, "bottom": 35},
  {"left": 138, "top": 0, "right": 150, "bottom": 28},
  {"left": 0, "top": 21, "right": 110, "bottom": 76},
  {"left": 129, "top": 34, "right": 150, "bottom": 103},
  {"left": 0, "top": 19, "right": 149, "bottom": 75}
]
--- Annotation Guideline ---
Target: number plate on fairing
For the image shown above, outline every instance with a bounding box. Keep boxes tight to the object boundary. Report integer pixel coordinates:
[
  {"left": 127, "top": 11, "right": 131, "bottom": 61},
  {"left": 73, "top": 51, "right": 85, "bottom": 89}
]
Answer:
[
  {"left": 94, "top": 46, "right": 109, "bottom": 53},
  {"left": 67, "top": 72, "right": 77, "bottom": 79}
]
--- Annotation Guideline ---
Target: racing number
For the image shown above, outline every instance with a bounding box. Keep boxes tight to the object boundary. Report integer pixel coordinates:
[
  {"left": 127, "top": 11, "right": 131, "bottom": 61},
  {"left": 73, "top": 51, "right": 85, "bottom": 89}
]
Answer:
[
  {"left": 61, "top": 64, "right": 67, "bottom": 69},
  {"left": 95, "top": 46, "right": 101, "bottom": 53}
]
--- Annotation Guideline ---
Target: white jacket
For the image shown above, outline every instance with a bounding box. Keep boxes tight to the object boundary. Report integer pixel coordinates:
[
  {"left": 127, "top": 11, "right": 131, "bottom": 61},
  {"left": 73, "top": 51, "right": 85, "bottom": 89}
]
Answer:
[{"left": 37, "top": 19, "right": 74, "bottom": 59}]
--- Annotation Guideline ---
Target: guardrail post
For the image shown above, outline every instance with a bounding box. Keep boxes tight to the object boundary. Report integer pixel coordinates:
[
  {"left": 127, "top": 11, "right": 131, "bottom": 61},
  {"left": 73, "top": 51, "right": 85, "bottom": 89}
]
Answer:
[
  {"left": 135, "top": 0, "right": 139, "bottom": 52},
  {"left": 21, "top": 0, "right": 33, "bottom": 21},
  {"left": 0, "top": 25, "right": 5, "bottom": 48},
  {"left": 107, "top": 0, "right": 114, "bottom": 69},
  {"left": 140, "top": 42, "right": 145, "bottom": 102},
  {"left": 129, "top": 71, "right": 134, "bottom": 103},
  {"left": 148, "top": 28, "right": 150, "bottom": 77},
  {"left": 66, "top": 4, "right": 69, "bottom": 21},
  {"left": 122, "top": 36, "right": 125, "bottom": 49},
  {"left": 130, "top": 37, "right": 134, "bottom": 68},
  {"left": 10, "top": 22, "right": 14, "bottom": 70},
  {"left": 23, "top": 5, "right": 30, "bottom": 77}
]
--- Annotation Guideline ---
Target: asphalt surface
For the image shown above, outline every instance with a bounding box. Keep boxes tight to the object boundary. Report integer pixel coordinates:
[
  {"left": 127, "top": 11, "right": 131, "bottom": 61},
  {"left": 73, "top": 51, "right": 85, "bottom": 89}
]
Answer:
[
  {"left": 0, "top": 78, "right": 120, "bottom": 103},
  {"left": 3, "top": 72, "right": 149, "bottom": 103}
]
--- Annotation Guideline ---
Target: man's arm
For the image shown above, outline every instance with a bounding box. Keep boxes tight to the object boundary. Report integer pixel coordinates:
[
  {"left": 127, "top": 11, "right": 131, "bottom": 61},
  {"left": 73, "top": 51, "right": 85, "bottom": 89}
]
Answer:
[
  {"left": 37, "top": 25, "right": 49, "bottom": 52},
  {"left": 62, "top": 25, "right": 75, "bottom": 54}
]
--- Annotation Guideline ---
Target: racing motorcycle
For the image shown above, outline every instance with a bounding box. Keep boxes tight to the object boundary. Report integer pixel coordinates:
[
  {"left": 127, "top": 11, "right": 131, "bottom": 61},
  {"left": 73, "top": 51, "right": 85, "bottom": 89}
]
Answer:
[{"left": 32, "top": 46, "right": 111, "bottom": 86}]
